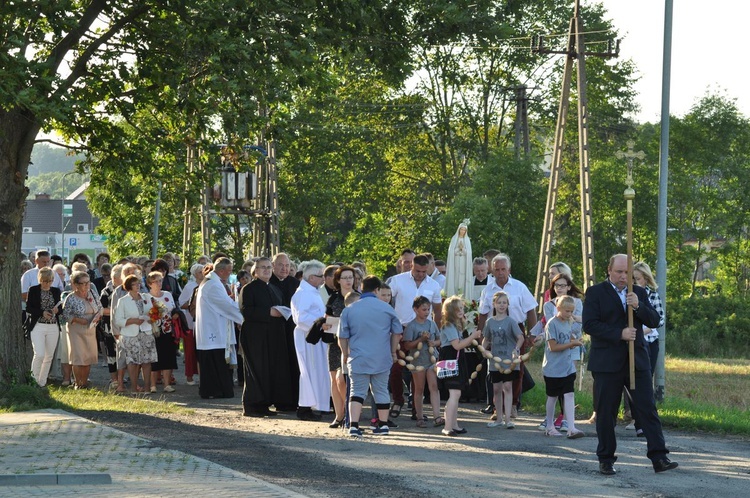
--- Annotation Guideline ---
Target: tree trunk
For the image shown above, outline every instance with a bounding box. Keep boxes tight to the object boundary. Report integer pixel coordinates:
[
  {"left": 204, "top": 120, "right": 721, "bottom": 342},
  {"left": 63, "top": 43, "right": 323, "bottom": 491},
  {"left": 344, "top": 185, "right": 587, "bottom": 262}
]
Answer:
[{"left": 0, "top": 108, "right": 40, "bottom": 385}]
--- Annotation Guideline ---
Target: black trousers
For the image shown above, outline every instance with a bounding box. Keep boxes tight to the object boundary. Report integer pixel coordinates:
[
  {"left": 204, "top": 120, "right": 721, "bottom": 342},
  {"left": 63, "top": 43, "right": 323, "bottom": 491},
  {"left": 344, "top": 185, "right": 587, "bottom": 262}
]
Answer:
[{"left": 592, "top": 367, "right": 669, "bottom": 464}]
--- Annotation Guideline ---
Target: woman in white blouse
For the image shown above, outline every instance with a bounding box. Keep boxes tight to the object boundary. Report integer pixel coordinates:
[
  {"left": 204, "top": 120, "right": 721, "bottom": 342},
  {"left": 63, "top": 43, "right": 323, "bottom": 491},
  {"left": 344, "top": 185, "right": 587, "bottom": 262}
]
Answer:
[{"left": 114, "top": 274, "right": 158, "bottom": 394}]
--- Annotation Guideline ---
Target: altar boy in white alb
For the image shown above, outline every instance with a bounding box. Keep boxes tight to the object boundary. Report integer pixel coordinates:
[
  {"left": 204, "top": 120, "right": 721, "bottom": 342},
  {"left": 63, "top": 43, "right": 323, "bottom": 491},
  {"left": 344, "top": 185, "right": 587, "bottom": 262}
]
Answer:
[{"left": 195, "top": 257, "right": 244, "bottom": 399}]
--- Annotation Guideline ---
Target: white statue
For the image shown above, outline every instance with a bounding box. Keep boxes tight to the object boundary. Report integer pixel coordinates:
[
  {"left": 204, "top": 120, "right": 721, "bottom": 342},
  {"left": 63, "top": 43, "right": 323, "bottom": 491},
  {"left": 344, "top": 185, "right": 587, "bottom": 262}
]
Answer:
[{"left": 445, "top": 220, "right": 473, "bottom": 299}]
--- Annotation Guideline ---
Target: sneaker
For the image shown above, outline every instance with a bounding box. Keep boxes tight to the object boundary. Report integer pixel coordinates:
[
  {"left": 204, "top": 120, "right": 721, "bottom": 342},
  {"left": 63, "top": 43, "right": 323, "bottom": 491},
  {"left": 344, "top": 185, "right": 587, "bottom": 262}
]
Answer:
[
  {"left": 487, "top": 421, "right": 504, "bottom": 428},
  {"left": 186, "top": 380, "right": 196, "bottom": 386},
  {"left": 626, "top": 421, "right": 636, "bottom": 430},
  {"left": 372, "top": 425, "right": 390, "bottom": 435},
  {"left": 368, "top": 418, "right": 379, "bottom": 430},
  {"left": 554, "top": 413, "right": 564, "bottom": 429},
  {"left": 386, "top": 419, "right": 399, "bottom": 429},
  {"left": 349, "top": 427, "right": 363, "bottom": 438},
  {"left": 538, "top": 420, "right": 548, "bottom": 431},
  {"left": 506, "top": 421, "right": 515, "bottom": 429},
  {"left": 560, "top": 420, "right": 569, "bottom": 433},
  {"left": 163, "top": 385, "right": 175, "bottom": 393}
]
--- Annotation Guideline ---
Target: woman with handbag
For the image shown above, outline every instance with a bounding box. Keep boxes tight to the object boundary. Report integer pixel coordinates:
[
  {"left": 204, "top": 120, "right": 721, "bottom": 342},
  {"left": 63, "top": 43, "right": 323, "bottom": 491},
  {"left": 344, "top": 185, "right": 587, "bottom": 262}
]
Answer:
[
  {"left": 438, "top": 295, "right": 481, "bottom": 436},
  {"left": 25, "top": 267, "right": 62, "bottom": 387}
]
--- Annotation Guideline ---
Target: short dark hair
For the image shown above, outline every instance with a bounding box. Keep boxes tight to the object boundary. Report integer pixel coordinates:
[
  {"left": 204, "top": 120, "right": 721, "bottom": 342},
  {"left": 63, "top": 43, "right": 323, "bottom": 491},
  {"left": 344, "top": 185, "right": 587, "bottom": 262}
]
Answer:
[
  {"left": 36, "top": 250, "right": 50, "bottom": 259},
  {"left": 401, "top": 248, "right": 415, "bottom": 256},
  {"left": 412, "top": 296, "right": 430, "bottom": 309},
  {"left": 151, "top": 259, "right": 169, "bottom": 273},
  {"left": 361, "top": 275, "right": 382, "bottom": 293},
  {"left": 123, "top": 274, "right": 140, "bottom": 291},
  {"left": 434, "top": 260, "right": 445, "bottom": 267},
  {"left": 96, "top": 252, "right": 110, "bottom": 264},
  {"left": 413, "top": 254, "right": 429, "bottom": 267}
]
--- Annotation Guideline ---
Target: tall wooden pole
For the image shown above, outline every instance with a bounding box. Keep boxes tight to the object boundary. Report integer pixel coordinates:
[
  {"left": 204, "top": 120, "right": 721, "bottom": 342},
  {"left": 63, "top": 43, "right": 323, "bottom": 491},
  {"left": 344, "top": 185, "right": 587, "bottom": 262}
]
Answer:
[{"left": 616, "top": 140, "right": 645, "bottom": 390}]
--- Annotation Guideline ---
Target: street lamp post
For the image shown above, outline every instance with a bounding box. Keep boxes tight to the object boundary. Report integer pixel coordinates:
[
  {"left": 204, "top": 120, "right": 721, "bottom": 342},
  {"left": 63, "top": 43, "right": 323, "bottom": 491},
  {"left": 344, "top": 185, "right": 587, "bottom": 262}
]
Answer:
[{"left": 60, "top": 171, "right": 76, "bottom": 264}]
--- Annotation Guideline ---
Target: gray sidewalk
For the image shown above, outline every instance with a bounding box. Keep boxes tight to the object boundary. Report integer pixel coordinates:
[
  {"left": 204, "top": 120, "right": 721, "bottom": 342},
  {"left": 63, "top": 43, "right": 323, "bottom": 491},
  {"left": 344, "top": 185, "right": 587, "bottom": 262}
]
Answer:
[{"left": 0, "top": 409, "right": 305, "bottom": 497}]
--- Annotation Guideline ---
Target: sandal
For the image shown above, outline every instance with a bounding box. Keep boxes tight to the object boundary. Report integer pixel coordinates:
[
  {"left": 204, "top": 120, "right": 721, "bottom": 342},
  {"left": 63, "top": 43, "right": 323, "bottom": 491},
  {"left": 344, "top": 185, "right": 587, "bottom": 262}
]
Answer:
[
  {"left": 389, "top": 403, "right": 402, "bottom": 419},
  {"left": 433, "top": 417, "right": 445, "bottom": 427},
  {"left": 416, "top": 419, "right": 428, "bottom": 428},
  {"left": 567, "top": 429, "right": 585, "bottom": 439}
]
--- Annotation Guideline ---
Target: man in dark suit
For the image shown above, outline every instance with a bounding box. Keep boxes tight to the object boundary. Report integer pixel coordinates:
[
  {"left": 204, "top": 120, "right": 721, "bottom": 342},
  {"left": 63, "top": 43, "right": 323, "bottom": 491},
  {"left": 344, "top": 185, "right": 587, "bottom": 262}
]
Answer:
[{"left": 583, "top": 254, "right": 678, "bottom": 476}]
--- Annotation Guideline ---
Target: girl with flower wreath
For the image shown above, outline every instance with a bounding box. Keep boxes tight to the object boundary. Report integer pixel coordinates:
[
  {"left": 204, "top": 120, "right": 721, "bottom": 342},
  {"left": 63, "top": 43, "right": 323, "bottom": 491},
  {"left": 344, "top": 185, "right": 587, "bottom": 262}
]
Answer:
[{"left": 146, "top": 271, "right": 177, "bottom": 393}]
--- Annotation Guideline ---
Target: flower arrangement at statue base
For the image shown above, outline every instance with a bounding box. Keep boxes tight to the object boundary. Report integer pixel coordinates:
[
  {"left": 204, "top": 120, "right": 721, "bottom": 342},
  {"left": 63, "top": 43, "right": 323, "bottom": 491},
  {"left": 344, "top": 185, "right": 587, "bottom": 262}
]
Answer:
[
  {"left": 148, "top": 299, "right": 170, "bottom": 336},
  {"left": 464, "top": 299, "right": 479, "bottom": 332}
]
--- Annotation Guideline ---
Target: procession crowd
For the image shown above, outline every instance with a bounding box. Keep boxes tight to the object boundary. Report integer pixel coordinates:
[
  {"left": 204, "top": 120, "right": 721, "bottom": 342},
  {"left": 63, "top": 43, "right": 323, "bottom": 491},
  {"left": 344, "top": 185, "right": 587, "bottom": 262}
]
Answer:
[{"left": 19, "top": 229, "right": 677, "bottom": 475}]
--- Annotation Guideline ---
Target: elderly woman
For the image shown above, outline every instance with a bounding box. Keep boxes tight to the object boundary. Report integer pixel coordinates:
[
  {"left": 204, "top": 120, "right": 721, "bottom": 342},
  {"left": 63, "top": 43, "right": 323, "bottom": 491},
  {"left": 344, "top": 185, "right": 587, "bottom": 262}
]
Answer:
[
  {"left": 179, "top": 263, "right": 203, "bottom": 385},
  {"left": 25, "top": 267, "right": 62, "bottom": 387},
  {"left": 114, "top": 274, "right": 157, "bottom": 394},
  {"left": 146, "top": 271, "right": 177, "bottom": 393},
  {"left": 291, "top": 260, "right": 330, "bottom": 421},
  {"left": 238, "top": 257, "right": 295, "bottom": 416},
  {"left": 53, "top": 263, "right": 70, "bottom": 291},
  {"left": 324, "top": 265, "right": 357, "bottom": 428},
  {"left": 62, "top": 271, "right": 103, "bottom": 389}
]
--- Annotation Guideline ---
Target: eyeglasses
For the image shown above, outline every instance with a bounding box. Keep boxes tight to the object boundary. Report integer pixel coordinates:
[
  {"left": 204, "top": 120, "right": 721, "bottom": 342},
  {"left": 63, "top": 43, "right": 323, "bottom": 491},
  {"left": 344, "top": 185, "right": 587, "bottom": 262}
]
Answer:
[
  {"left": 339, "top": 276, "right": 354, "bottom": 280},
  {"left": 256, "top": 265, "right": 272, "bottom": 270},
  {"left": 40, "top": 279, "right": 54, "bottom": 283},
  {"left": 554, "top": 283, "right": 570, "bottom": 288}
]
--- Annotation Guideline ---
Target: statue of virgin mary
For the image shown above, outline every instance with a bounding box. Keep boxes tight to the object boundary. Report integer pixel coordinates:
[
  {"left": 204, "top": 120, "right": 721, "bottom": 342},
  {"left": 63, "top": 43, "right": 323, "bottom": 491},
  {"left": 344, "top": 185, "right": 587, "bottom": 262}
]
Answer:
[{"left": 444, "top": 220, "right": 473, "bottom": 298}]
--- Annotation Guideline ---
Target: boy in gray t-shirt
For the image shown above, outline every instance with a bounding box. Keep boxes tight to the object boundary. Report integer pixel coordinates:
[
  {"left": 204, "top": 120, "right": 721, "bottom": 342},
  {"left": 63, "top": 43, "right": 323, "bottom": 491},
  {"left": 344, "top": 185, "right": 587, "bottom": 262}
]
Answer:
[{"left": 541, "top": 296, "right": 585, "bottom": 438}]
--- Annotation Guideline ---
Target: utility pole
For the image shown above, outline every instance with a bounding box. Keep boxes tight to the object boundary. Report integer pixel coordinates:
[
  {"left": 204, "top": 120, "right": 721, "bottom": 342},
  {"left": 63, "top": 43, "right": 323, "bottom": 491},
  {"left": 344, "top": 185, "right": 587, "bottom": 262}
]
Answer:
[
  {"left": 531, "top": 0, "right": 620, "bottom": 308},
  {"left": 513, "top": 85, "right": 531, "bottom": 160}
]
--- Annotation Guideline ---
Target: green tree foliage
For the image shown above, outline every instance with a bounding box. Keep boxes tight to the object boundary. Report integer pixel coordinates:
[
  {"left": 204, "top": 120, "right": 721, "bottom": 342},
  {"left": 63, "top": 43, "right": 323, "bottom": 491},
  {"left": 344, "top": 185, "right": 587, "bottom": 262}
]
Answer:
[
  {"left": 666, "top": 92, "right": 750, "bottom": 297},
  {"left": 442, "top": 152, "right": 546, "bottom": 284},
  {"left": 1, "top": 0, "right": 416, "bottom": 383}
]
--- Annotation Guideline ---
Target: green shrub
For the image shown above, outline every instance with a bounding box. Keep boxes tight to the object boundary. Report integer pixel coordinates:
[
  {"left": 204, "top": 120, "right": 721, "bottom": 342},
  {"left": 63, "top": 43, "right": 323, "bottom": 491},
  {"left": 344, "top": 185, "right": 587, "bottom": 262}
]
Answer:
[{"left": 667, "top": 295, "right": 750, "bottom": 357}]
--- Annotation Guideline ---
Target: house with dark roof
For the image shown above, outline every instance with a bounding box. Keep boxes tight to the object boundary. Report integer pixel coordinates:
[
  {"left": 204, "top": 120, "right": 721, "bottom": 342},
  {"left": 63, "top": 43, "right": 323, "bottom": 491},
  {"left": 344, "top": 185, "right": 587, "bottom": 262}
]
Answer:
[{"left": 21, "top": 184, "right": 107, "bottom": 262}]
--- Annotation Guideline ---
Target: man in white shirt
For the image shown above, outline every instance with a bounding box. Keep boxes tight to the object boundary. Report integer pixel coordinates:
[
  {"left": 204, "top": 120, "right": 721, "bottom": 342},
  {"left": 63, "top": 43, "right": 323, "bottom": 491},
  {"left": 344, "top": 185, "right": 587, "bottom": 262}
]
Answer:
[
  {"left": 21, "top": 250, "right": 64, "bottom": 301},
  {"left": 477, "top": 253, "right": 537, "bottom": 417},
  {"left": 389, "top": 254, "right": 443, "bottom": 327},
  {"left": 195, "top": 257, "right": 244, "bottom": 399}
]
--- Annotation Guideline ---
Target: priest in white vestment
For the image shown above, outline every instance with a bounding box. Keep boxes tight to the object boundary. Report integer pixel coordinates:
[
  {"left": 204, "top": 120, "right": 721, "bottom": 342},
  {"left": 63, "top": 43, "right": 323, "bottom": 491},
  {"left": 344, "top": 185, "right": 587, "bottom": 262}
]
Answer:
[
  {"left": 291, "top": 260, "right": 331, "bottom": 421},
  {"left": 195, "top": 257, "right": 244, "bottom": 399}
]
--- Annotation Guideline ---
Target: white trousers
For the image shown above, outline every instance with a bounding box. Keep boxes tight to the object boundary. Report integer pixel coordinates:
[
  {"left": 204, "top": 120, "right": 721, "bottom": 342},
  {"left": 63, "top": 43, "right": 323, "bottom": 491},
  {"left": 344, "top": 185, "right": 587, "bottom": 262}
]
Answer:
[{"left": 31, "top": 323, "right": 60, "bottom": 387}]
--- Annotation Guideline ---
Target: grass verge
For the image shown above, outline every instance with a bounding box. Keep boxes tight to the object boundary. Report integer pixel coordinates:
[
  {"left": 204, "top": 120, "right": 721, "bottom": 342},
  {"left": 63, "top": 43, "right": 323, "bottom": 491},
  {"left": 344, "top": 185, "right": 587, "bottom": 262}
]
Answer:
[{"left": 0, "top": 384, "right": 192, "bottom": 416}]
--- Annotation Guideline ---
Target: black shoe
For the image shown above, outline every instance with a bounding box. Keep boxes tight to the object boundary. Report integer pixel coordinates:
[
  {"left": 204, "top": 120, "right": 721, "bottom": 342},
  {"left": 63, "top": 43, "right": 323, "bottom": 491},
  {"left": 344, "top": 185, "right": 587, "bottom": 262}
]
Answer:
[
  {"left": 328, "top": 418, "right": 345, "bottom": 429},
  {"left": 453, "top": 427, "right": 467, "bottom": 434},
  {"left": 599, "top": 462, "right": 616, "bottom": 476},
  {"left": 653, "top": 458, "right": 678, "bottom": 473},
  {"left": 480, "top": 404, "right": 495, "bottom": 414},
  {"left": 297, "top": 408, "right": 322, "bottom": 421},
  {"left": 274, "top": 405, "right": 298, "bottom": 412},
  {"left": 386, "top": 419, "right": 399, "bottom": 428}
]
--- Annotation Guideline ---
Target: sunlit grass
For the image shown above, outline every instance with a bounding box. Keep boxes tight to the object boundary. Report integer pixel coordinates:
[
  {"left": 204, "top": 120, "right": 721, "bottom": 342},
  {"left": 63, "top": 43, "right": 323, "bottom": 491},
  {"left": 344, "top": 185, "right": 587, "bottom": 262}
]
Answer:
[
  {"left": 47, "top": 386, "right": 194, "bottom": 415},
  {"left": 522, "top": 355, "right": 750, "bottom": 436}
]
